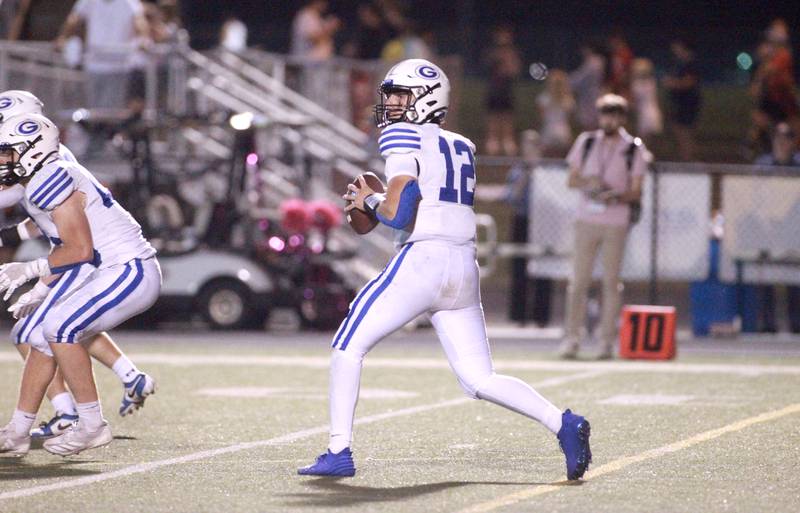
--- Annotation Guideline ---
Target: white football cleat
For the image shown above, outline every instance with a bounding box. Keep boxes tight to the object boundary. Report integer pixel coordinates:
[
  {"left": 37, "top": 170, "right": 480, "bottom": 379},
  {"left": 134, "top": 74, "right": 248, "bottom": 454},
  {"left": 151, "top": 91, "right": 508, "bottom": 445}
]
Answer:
[
  {"left": 30, "top": 412, "right": 79, "bottom": 439},
  {"left": 0, "top": 422, "right": 31, "bottom": 457},
  {"left": 119, "top": 373, "right": 157, "bottom": 417},
  {"left": 43, "top": 420, "right": 112, "bottom": 456}
]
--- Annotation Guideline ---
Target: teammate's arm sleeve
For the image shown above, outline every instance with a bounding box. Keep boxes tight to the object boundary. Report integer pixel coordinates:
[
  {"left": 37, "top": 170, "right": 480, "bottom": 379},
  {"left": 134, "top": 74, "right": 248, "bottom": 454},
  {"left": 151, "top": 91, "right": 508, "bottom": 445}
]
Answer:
[
  {"left": 375, "top": 175, "right": 421, "bottom": 230},
  {"left": 0, "top": 184, "right": 25, "bottom": 209},
  {"left": 27, "top": 168, "right": 76, "bottom": 212},
  {"left": 48, "top": 191, "right": 95, "bottom": 274}
]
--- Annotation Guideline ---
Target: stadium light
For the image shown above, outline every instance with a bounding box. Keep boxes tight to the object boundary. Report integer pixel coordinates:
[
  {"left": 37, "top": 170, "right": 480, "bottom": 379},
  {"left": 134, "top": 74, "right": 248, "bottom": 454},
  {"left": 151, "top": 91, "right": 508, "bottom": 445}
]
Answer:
[{"left": 230, "top": 112, "right": 254, "bottom": 131}]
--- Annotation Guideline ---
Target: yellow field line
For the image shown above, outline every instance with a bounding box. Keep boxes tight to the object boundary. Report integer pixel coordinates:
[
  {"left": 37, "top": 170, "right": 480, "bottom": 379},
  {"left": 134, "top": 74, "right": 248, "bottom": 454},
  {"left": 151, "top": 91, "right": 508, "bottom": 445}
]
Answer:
[{"left": 458, "top": 402, "right": 800, "bottom": 513}]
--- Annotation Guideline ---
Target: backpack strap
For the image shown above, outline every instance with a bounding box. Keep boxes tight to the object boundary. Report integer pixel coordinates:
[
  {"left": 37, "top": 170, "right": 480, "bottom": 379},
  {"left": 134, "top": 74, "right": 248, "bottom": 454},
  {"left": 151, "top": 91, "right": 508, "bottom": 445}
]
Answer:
[
  {"left": 625, "top": 137, "right": 641, "bottom": 172},
  {"left": 580, "top": 135, "right": 596, "bottom": 167}
]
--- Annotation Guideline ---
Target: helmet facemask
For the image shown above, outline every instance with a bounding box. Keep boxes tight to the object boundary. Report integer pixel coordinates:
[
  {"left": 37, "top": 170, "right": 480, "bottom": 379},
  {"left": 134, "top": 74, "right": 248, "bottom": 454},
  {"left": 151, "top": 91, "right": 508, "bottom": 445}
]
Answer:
[
  {"left": 0, "top": 135, "right": 48, "bottom": 186},
  {"left": 374, "top": 80, "right": 446, "bottom": 128}
]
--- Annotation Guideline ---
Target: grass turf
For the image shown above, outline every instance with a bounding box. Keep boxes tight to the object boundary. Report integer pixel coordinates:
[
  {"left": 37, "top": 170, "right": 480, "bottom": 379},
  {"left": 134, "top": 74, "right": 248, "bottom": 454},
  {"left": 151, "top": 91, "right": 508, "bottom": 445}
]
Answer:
[{"left": 0, "top": 330, "right": 798, "bottom": 513}]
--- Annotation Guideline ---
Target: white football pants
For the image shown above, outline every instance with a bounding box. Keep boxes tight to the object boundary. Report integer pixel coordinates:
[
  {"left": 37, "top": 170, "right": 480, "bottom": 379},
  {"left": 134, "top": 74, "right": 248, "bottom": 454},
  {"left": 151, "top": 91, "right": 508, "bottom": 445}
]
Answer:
[
  {"left": 328, "top": 241, "right": 562, "bottom": 452},
  {"left": 12, "top": 257, "right": 161, "bottom": 357}
]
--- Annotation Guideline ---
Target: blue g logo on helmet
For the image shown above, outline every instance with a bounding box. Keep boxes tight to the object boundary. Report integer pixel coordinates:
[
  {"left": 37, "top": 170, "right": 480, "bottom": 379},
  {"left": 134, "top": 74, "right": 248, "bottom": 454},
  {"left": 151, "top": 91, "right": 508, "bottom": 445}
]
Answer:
[
  {"left": 416, "top": 65, "right": 439, "bottom": 79},
  {"left": 0, "top": 97, "right": 14, "bottom": 110},
  {"left": 16, "top": 120, "right": 40, "bottom": 136}
]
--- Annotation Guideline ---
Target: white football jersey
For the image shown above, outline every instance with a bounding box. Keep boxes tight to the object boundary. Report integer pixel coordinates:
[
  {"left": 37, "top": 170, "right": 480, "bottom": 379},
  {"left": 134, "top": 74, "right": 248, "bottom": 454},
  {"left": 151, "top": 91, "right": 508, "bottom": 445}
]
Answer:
[
  {"left": 21, "top": 157, "right": 155, "bottom": 268},
  {"left": 379, "top": 122, "right": 477, "bottom": 246}
]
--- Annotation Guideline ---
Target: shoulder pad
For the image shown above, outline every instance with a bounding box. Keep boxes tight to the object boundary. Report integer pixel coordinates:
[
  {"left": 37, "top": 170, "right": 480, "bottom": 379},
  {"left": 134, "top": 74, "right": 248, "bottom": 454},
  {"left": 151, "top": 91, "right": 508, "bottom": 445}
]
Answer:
[
  {"left": 378, "top": 122, "right": 422, "bottom": 159},
  {"left": 458, "top": 135, "right": 477, "bottom": 155},
  {"left": 26, "top": 162, "right": 75, "bottom": 211}
]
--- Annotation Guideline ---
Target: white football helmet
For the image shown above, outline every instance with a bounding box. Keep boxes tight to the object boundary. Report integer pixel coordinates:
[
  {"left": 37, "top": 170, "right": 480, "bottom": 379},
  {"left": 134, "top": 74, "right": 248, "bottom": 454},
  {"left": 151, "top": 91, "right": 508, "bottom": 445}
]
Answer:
[
  {"left": 374, "top": 59, "right": 450, "bottom": 128},
  {"left": 0, "top": 90, "right": 44, "bottom": 124},
  {"left": 0, "top": 113, "right": 60, "bottom": 186}
]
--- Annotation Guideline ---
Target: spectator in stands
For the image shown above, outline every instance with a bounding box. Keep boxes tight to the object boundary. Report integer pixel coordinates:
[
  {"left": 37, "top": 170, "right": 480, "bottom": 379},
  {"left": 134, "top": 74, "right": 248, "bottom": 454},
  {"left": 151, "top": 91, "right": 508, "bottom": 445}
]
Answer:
[
  {"left": 57, "top": 0, "right": 150, "bottom": 110},
  {"left": 483, "top": 25, "right": 521, "bottom": 156},
  {"left": 752, "top": 122, "right": 800, "bottom": 333},
  {"left": 756, "top": 122, "right": 800, "bottom": 167},
  {"left": 569, "top": 43, "right": 606, "bottom": 131},
  {"left": 751, "top": 19, "right": 799, "bottom": 151},
  {"left": 560, "top": 94, "right": 649, "bottom": 360},
  {"left": 0, "top": 0, "right": 21, "bottom": 39},
  {"left": 381, "top": 19, "right": 432, "bottom": 62},
  {"left": 219, "top": 16, "right": 248, "bottom": 53},
  {"left": 342, "top": 3, "right": 389, "bottom": 60},
  {"left": 607, "top": 32, "right": 633, "bottom": 99},
  {"left": 663, "top": 38, "right": 701, "bottom": 161},
  {"left": 505, "top": 130, "right": 554, "bottom": 326},
  {"left": 290, "top": 0, "right": 340, "bottom": 62},
  {"left": 536, "top": 69, "right": 574, "bottom": 156},
  {"left": 631, "top": 58, "right": 663, "bottom": 145}
]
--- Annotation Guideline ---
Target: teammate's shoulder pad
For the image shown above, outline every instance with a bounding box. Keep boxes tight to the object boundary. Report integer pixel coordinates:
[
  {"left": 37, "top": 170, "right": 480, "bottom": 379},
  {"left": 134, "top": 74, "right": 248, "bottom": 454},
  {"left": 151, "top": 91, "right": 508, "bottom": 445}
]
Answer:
[
  {"left": 379, "top": 122, "right": 422, "bottom": 158},
  {"left": 26, "top": 162, "right": 76, "bottom": 210}
]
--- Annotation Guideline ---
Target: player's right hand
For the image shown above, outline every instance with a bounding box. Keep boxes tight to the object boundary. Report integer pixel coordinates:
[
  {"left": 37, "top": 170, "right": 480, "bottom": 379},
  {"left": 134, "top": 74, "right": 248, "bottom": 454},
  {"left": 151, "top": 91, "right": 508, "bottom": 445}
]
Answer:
[
  {"left": 0, "top": 258, "right": 50, "bottom": 301},
  {"left": 8, "top": 281, "right": 50, "bottom": 319}
]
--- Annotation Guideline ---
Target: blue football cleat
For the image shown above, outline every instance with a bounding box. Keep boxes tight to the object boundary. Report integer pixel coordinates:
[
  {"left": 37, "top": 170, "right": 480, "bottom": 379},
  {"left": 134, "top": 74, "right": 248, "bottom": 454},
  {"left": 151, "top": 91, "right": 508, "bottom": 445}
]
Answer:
[
  {"left": 30, "top": 413, "right": 79, "bottom": 439},
  {"left": 557, "top": 409, "right": 592, "bottom": 480},
  {"left": 119, "top": 373, "right": 156, "bottom": 417},
  {"left": 298, "top": 448, "right": 356, "bottom": 477}
]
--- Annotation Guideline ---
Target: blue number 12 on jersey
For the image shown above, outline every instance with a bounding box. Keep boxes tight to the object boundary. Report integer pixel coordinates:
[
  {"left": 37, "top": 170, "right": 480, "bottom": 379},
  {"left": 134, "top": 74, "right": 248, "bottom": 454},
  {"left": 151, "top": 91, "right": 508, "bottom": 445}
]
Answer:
[{"left": 438, "top": 136, "right": 475, "bottom": 206}]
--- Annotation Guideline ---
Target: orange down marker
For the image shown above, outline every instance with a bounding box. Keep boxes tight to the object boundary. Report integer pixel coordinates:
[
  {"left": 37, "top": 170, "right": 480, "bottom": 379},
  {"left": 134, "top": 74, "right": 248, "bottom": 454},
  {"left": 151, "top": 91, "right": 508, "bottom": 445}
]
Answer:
[{"left": 619, "top": 305, "right": 677, "bottom": 360}]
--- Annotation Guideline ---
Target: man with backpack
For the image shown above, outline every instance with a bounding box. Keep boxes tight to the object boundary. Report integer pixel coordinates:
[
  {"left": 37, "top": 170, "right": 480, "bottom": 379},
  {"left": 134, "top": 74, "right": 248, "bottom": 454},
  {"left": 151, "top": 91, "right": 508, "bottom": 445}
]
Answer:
[{"left": 560, "top": 94, "right": 649, "bottom": 360}]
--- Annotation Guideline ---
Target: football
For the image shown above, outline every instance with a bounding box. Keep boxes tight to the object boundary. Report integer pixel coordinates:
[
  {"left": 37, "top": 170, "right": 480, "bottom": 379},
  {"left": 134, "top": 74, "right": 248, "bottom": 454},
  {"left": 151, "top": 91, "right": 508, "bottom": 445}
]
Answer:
[{"left": 346, "top": 172, "right": 385, "bottom": 234}]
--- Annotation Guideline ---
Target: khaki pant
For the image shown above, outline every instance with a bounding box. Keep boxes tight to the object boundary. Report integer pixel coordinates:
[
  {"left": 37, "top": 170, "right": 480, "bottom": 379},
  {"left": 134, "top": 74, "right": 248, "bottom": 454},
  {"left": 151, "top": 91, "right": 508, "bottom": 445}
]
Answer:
[{"left": 564, "top": 220, "right": 629, "bottom": 350}]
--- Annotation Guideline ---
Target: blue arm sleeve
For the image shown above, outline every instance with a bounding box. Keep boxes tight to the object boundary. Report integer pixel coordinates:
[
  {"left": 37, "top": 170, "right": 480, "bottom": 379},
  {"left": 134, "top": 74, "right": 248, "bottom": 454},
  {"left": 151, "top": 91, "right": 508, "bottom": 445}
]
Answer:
[{"left": 376, "top": 180, "right": 421, "bottom": 229}]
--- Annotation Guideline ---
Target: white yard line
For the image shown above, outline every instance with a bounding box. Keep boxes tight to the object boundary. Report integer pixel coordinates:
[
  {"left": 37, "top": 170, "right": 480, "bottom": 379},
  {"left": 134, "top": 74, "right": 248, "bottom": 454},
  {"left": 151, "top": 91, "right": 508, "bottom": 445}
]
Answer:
[
  {"left": 0, "top": 371, "right": 601, "bottom": 502},
  {"left": 2, "top": 350, "right": 798, "bottom": 376},
  {"left": 457, "top": 402, "right": 800, "bottom": 513}
]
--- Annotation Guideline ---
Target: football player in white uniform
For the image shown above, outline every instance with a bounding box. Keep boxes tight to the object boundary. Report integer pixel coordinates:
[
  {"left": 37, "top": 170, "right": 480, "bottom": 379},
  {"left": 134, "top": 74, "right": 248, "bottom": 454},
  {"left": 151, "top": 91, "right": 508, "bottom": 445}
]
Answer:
[
  {"left": 299, "top": 59, "right": 592, "bottom": 480},
  {"left": 0, "top": 113, "right": 160, "bottom": 457},
  {"left": 0, "top": 91, "right": 157, "bottom": 441}
]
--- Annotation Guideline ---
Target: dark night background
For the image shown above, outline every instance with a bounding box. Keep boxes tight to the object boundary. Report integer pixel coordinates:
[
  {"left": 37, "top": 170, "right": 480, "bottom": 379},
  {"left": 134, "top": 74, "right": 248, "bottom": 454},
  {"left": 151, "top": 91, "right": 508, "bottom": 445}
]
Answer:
[{"left": 180, "top": 0, "right": 800, "bottom": 80}]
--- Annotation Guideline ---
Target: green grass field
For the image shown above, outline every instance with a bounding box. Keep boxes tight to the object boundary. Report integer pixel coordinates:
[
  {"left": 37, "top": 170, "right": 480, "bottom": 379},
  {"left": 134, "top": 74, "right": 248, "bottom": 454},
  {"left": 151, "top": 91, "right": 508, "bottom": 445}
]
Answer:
[{"left": 1, "top": 330, "right": 798, "bottom": 513}]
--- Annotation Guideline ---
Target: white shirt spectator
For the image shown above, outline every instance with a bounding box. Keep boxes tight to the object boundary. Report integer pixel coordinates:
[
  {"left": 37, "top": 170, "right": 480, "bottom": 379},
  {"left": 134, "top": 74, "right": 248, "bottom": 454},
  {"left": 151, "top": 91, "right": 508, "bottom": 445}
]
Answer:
[
  {"left": 71, "top": 0, "right": 144, "bottom": 73},
  {"left": 291, "top": 4, "right": 338, "bottom": 61}
]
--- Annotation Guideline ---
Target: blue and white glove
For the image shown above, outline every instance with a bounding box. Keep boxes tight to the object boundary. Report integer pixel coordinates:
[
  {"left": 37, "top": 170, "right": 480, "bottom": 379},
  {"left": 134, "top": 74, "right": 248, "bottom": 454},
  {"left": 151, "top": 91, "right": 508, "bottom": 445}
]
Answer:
[
  {"left": 8, "top": 280, "right": 50, "bottom": 319},
  {"left": 0, "top": 258, "right": 50, "bottom": 301}
]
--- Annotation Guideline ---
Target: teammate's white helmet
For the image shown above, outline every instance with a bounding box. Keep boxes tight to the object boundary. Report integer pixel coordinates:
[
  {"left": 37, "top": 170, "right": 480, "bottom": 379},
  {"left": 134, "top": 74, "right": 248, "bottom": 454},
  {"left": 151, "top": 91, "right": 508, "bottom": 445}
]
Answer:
[
  {"left": 0, "top": 90, "right": 44, "bottom": 124},
  {"left": 0, "top": 113, "right": 60, "bottom": 185},
  {"left": 374, "top": 59, "right": 450, "bottom": 128}
]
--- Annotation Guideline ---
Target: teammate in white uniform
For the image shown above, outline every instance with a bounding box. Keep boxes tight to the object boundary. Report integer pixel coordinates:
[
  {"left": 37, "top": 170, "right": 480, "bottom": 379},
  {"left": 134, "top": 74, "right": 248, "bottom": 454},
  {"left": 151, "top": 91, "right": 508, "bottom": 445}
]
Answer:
[
  {"left": 0, "top": 112, "right": 161, "bottom": 457},
  {"left": 299, "top": 59, "right": 592, "bottom": 480},
  {"left": 0, "top": 91, "right": 157, "bottom": 442}
]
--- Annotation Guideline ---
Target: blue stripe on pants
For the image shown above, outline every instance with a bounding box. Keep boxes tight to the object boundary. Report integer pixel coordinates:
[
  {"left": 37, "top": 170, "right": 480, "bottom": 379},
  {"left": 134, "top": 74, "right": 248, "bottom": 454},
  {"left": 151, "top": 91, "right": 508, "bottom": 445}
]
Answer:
[
  {"left": 65, "top": 260, "right": 144, "bottom": 342},
  {"left": 338, "top": 243, "right": 413, "bottom": 351},
  {"left": 331, "top": 258, "right": 397, "bottom": 349},
  {"left": 16, "top": 268, "right": 80, "bottom": 344},
  {"left": 56, "top": 263, "right": 133, "bottom": 342}
]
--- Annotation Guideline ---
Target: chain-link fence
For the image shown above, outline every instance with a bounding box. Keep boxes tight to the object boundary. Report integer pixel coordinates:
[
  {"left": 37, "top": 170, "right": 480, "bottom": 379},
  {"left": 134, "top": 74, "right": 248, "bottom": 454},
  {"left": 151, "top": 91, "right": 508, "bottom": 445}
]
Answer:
[{"left": 476, "top": 157, "right": 800, "bottom": 333}]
